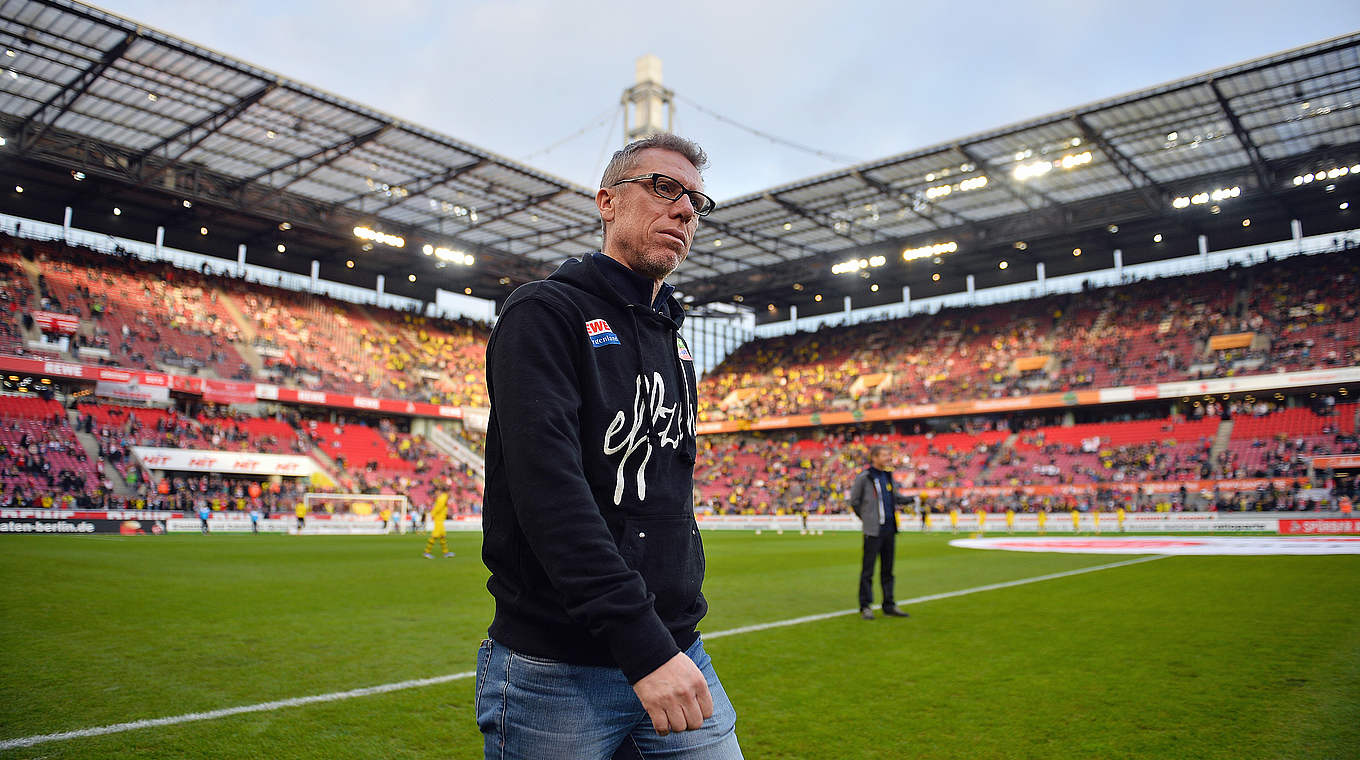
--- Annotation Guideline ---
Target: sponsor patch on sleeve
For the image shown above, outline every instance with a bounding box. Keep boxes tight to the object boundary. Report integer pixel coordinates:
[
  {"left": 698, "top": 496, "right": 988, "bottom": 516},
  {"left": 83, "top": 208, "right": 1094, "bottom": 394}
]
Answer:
[
  {"left": 586, "top": 318, "right": 621, "bottom": 348},
  {"left": 677, "top": 336, "right": 693, "bottom": 361}
]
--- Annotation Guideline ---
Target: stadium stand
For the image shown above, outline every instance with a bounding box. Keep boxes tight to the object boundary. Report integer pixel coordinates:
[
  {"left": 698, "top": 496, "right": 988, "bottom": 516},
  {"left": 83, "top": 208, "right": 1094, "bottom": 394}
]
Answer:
[
  {"left": 698, "top": 250, "right": 1360, "bottom": 421},
  {"left": 303, "top": 417, "right": 482, "bottom": 513},
  {"left": 11, "top": 236, "right": 494, "bottom": 404},
  {"left": 33, "top": 243, "right": 248, "bottom": 377},
  {"left": 0, "top": 4, "right": 1357, "bottom": 530},
  {"left": 693, "top": 398, "right": 1360, "bottom": 515},
  {"left": 2, "top": 229, "right": 1357, "bottom": 514},
  {"left": 0, "top": 395, "right": 103, "bottom": 506},
  {"left": 0, "top": 251, "right": 33, "bottom": 357}
]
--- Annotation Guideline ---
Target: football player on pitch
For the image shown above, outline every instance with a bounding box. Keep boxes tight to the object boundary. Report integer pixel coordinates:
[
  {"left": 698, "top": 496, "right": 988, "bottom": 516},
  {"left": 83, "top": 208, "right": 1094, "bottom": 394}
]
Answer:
[{"left": 424, "top": 491, "right": 454, "bottom": 558}]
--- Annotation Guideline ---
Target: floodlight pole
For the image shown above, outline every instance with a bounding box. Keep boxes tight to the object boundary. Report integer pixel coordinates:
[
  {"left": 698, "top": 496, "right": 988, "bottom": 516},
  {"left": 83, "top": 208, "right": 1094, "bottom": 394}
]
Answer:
[{"left": 622, "top": 55, "right": 675, "bottom": 143}]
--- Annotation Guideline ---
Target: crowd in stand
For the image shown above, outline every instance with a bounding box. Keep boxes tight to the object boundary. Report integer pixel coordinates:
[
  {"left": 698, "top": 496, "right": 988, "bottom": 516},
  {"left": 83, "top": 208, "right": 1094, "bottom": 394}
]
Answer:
[
  {"left": 4, "top": 232, "right": 1358, "bottom": 424},
  {"left": 349, "top": 422, "right": 483, "bottom": 515},
  {"left": 0, "top": 425, "right": 96, "bottom": 495},
  {"left": 693, "top": 401, "right": 1359, "bottom": 515},
  {"left": 218, "top": 276, "right": 491, "bottom": 405},
  {"left": 7, "top": 232, "right": 1357, "bottom": 429},
  {"left": 0, "top": 252, "right": 33, "bottom": 356},
  {"left": 3, "top": 232, "right": 1360, "bottom": 516},
  {"left": 61, "top": 399, "right": 483, "bottom": 513},
  {"left": 27, "top": 244, "right": 247, "bottom": 376},
  {"left": 1, "top": 234, "right": 493, "bottom": 404},
  {"left": 0, "top": 399, "right": 111, "bottom": 507},
  {"left": 699, "top": 250, "right": 1360, "bottom": 421},
  {"left": 145, "top": 474, "right": 309, "bottom": 513}
]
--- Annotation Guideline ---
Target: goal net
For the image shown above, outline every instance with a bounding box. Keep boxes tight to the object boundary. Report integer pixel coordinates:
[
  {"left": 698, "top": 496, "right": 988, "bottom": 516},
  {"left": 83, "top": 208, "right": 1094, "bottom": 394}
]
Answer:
[{"left": 301, "top": 492, "right": 411, "bottom": 534}]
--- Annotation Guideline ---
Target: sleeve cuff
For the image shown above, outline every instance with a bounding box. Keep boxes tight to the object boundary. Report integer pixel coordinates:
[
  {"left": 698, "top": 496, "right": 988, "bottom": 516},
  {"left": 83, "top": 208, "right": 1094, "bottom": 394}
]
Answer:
[{"left": 604, "top": 609, "right": 681, "bottom": 684}]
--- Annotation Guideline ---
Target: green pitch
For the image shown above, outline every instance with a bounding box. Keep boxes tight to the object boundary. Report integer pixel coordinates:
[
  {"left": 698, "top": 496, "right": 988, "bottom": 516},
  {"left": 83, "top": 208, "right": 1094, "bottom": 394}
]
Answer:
[{"left": 1, "top": 532, "right": 1357, "bottom": 759}]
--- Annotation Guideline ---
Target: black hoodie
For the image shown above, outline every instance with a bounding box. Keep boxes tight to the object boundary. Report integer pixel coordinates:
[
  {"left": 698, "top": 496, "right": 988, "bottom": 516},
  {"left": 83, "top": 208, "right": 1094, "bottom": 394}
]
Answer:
[{"left": 481, "top": 253, "right": 703, "bottom": 684}]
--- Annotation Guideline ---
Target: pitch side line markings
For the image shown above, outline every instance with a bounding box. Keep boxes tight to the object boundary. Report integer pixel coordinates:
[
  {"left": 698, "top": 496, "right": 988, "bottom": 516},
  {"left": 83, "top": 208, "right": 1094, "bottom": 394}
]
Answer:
[
  {"left": 704, "top": 554, "right": 1168, "bottom": 639},
  {"left": 0, "top": 554, "right": 1167, "bottom": 751}
]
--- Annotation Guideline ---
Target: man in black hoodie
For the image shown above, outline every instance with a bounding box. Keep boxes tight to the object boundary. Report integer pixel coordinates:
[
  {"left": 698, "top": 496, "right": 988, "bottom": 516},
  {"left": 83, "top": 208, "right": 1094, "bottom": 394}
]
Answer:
[{"left": 477, "top": 134, "right": 743, "bottom": 759}]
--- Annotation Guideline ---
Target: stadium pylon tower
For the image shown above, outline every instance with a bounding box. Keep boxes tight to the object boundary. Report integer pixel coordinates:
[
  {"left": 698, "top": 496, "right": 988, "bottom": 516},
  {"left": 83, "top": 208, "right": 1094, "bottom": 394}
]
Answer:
[{"left": 621, "top": 54, "right": 674, "bottom": 142}]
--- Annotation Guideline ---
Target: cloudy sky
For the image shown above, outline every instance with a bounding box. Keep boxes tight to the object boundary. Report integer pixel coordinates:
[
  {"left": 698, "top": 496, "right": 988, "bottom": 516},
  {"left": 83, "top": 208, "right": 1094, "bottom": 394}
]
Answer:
[{"left": 95, "top": 0, "right": 1360, "bottom": 201}]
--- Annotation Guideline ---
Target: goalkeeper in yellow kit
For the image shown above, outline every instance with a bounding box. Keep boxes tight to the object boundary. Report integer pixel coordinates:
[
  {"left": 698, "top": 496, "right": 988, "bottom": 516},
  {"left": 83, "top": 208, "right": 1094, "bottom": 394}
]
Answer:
[{"left": 423, "top": 492, "right": 455, "bottom": 558}]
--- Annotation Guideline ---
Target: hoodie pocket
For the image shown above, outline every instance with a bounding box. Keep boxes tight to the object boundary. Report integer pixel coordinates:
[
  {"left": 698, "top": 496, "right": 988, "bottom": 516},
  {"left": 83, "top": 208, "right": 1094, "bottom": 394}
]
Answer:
[{"left": 619, "top": 514, "right": 705, "bottom": 620}]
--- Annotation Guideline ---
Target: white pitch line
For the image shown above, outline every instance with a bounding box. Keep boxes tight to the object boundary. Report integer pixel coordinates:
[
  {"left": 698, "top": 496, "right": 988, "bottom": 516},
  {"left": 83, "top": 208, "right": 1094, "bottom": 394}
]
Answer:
[
  {"left": 0, "top": 554, "right": 1167, "bottom": 751},
  {"left": 0, "top": 673, "right": 474, "bottom": 751},
  {"left": 704, "top": 554, "right": 1168, "bottom": 639}
]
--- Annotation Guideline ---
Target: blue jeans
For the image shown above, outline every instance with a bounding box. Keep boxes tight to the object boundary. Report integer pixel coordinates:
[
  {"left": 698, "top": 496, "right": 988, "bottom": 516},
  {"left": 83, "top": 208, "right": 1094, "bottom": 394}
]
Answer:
[{"left": 476, "top": 636, "right": 743, "bottom": 759}]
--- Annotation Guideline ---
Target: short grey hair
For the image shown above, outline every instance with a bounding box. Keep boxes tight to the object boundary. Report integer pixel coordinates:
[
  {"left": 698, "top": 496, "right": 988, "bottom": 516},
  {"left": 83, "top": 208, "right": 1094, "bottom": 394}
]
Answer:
[
  {"left": 598, "top": 134, "right": 709, "bottom": 247},
  {"left": 600, "top": 133, "right": 709, "bottom": 188}
]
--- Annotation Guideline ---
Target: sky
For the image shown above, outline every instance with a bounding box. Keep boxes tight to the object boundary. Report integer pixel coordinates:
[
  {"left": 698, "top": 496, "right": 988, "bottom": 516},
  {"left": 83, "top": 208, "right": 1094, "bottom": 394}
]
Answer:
[{"left": 93, "top": 0, "right": 1360, "bottom": 202}]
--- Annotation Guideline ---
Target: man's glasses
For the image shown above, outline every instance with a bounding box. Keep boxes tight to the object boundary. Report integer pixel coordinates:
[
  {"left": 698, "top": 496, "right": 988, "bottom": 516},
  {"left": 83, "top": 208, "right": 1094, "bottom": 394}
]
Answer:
[{"left": 610, "top": 173, "right": 716, "bottom": 216}]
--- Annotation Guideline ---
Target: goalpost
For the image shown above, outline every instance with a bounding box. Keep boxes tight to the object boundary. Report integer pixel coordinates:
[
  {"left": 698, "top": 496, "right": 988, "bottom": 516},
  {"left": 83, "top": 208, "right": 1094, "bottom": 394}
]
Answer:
[{"left": 301, "top": 492, "right": 411, "bottom": 534}]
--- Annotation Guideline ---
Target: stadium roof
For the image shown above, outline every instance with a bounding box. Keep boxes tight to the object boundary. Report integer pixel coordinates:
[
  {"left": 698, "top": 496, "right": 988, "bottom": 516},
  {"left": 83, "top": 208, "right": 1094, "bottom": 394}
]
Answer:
[{"left": 1, "top": 0, "right": 1358, "bottom": 314}]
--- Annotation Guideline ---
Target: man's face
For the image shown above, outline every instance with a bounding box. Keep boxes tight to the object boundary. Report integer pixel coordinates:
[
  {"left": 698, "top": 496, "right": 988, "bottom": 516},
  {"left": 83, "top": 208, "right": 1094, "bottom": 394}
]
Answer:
[
  {"left": 872, "top": 449, "right": 893, "bottom": 470},
  {"left": 596, "top": 148, "right": 702, "bottom": 281}
]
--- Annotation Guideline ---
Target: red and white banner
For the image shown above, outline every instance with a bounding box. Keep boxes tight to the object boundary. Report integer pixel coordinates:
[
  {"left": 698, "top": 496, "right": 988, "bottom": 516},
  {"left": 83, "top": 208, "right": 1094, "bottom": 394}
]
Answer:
[
  {"left": 95, "top": 378, "right": 170, "bottom": 403},
  {"left": 202, "top": 379, "right": 256, "bottom": 405},
  {"left": 1312, "top": 454, "right": 1360, "bottom": 469},
  {"left": 1278, "top": 518, "right": 1360, "bottom": 534},
  {"left": 0, "top": 354, "right": 464, "bottom": 419},
  {"left": 32, "top": 311, "right": 79, "bottom": 334},
  {"left": 132, "top": 447, "right": 318, "bottom": 476}
]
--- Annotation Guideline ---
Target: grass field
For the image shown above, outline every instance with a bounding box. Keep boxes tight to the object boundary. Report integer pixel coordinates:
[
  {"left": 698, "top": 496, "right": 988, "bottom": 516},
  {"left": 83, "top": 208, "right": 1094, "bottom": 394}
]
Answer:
[{"left": 1, "top": 531, "right": 1357, "bottom": 759}]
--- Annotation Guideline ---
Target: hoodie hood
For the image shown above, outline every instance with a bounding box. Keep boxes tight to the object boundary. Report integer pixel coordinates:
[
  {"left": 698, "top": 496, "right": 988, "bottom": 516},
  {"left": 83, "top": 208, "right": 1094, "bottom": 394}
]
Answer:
[{"left": 547, "top": 254, "right": 687, "bottom": 328}]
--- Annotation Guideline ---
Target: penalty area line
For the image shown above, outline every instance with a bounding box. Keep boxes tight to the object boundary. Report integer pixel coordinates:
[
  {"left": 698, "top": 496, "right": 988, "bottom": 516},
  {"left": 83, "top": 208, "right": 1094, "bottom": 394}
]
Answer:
[{"left": 0, "top": 554, "right": 1166, "bottom": 751}]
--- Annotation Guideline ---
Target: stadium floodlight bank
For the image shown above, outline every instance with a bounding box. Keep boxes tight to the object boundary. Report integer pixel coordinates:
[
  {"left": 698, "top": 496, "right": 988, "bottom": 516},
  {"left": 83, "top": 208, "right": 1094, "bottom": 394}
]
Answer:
[{"left": 300, "top": 493, "right": 411, "bottom": 535}]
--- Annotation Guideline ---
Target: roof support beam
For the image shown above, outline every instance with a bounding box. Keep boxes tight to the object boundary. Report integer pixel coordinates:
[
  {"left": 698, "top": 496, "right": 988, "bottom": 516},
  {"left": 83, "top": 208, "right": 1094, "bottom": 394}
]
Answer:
[
  {"left": 1208, "top": 79, "right": 1276, "bottom": 193},
  {"left": 135, "top": 82, "right": 276, "bottom": 168},
  {"left": 953, "top": 143, "right": 1060, "bottom": 211},
  {"left": 235, "top": 124, "right": 389, "bottom": 188},
  {"left": 854, "top": 169, "right": 941, "bottom": 232},
  {"left": 678, "top": 256, "right": 725, "bottom": 278},
  {"left": 466, "top": 189, "right": 569, "bottom": 229},
  {"left": 18, "top": 32, "right": 136, "bottom": 154},
  {"left": 509, "top": 222, "right": 598, "bottom": 252},
  {"left": 763, "top": 193, "right": 882, "bottom": 247},
  {"left": 273, "top": 127, "right": 391, "bottom": 193},
  {"left": 702, "top": 218, "right": 822, "bottom": 261},
  {"left": 344, "top": 159, "right": 488, "bottom": 212},
  {"left": 679, "top": 237, "right": 757, "bottom": 271},
  {"left": 848, "top": 169, "right": 979, "bottom": 235},
  {"left": 700, "top": 220, "right": 780, "bottom": 258},
  {"left": 500, "top": 220, "right": 596, "bottom": 245},
  {"left": 1071, "top": 114, "right": 1165, "bottom": 214}
]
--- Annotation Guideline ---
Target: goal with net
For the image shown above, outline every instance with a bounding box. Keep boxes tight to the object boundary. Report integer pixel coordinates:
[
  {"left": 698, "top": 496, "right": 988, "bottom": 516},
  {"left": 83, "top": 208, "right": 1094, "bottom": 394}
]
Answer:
[{"left": 299, "top": 492, "right": 411, "bottom": 535}]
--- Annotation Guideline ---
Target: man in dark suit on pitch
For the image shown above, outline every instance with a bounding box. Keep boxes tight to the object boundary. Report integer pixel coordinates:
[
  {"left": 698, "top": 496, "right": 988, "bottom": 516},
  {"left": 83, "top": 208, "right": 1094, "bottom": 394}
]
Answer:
[{"left": 849, "top": 445, "right": 912, "bottom": 620}]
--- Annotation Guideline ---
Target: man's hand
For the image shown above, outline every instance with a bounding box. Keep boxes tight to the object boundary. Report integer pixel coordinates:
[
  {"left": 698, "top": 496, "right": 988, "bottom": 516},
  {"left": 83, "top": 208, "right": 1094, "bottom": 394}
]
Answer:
[{"left": 631, "top": 651, "right": 714, "bottom": 736}]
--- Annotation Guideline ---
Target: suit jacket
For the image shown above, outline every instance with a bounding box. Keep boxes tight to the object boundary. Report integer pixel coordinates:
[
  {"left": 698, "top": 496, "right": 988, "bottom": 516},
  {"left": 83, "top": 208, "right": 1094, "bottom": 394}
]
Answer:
[{"left": 849, "top": 468, "right": 910, "bottom": 537}]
